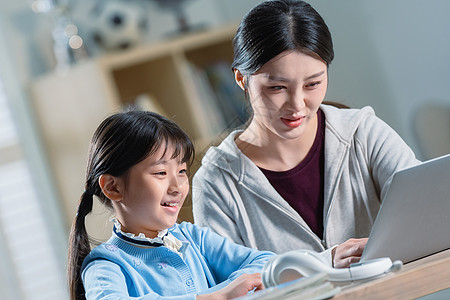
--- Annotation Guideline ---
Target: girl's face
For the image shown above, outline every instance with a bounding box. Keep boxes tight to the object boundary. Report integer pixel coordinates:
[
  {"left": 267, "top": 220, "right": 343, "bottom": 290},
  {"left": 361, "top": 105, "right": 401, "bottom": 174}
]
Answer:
[
  {"left": 114, "top": 143, "right": 189, "bottom": 238},
  {"left": 243, "top": 51, "right": 328, "bottom": 141}
]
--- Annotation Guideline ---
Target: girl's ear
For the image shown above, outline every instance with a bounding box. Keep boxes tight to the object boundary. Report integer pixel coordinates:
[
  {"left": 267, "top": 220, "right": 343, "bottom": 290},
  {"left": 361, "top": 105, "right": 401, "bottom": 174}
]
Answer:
[
  {"left": 99, "top": 174, "right": 123, "bottom": 202},
  {"left": 234, "top": 68, "right": 246, "bottom": 91}
]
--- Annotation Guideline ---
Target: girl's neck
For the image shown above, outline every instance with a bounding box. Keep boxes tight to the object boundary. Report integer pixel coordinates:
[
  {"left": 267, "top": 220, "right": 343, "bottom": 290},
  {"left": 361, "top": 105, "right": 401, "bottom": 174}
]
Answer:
[
  {"left": 114, "top": 216, "right": 161, "bottom": 239},
  {"left": 236, "top": 116, "right": 318, "bottom": 172}
]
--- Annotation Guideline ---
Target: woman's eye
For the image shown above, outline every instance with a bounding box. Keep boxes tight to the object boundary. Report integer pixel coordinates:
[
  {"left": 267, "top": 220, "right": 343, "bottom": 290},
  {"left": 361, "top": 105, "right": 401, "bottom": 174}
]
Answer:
[
  {"left": 154, "top": 171, "right": 166, "bottom": 176},
  {"left": 306, "top": 81, "right": 321, "bottom": 88},
  {"left": 179, "top": 169, "right": 187, "bottom": 175},
  {"left": 269, "top": 86, "right": 285, "bottom": 91}
]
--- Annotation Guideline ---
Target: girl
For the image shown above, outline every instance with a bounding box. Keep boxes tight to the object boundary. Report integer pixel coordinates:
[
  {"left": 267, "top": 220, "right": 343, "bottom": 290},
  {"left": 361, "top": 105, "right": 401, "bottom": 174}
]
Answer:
[
  {"left": 192, "top": 0, "right": 420, "bottom": 268},
  {"left": 68, "top": 110, "right": 273, "bottom": 300}
]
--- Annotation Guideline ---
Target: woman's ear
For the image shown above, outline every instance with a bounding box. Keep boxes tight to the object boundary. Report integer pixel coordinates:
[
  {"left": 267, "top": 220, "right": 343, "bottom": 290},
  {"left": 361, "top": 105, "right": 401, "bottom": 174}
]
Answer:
[
  {"left": 99, "top": 174, "right": 123, "bottom": 202},
  {"left": 234, "top": 69, "right": 246, "bottom": 91}
]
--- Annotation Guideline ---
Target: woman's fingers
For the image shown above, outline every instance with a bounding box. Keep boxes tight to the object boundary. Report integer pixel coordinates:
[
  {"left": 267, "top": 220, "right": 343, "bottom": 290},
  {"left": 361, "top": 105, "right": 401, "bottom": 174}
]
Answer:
[{"left": 332, "top": 238, "right": 368, "bottom": 268}]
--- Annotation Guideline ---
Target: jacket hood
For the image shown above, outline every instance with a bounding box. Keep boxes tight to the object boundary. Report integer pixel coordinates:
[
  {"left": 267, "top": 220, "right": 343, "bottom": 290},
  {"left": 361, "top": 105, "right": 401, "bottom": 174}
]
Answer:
[
  {"left": 201, "top": 105, "right": 376, "bottom": 180},
  {"left": 201, "top": 129, "right": 245, "bottom": 182},
  {"left": 321, "top": 105, "right": 375, "bottom": 144}
]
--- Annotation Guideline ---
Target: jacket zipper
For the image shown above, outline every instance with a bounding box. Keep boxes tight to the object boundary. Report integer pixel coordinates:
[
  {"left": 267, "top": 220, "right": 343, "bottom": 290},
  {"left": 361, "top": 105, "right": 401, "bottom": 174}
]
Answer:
[{"left": 322, "top": 144, "right": 349, "bottom": 247}]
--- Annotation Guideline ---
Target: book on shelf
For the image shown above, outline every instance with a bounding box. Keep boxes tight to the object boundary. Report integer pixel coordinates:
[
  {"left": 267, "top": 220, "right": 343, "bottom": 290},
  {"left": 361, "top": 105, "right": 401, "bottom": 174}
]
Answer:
[
  {"left": 188, "top": 62, "right": 228, "bottom": 136},
  {"left": 235, "top": 273, "right": 341, "bottom": 300},
  {"left": 202, "top": 61, "right": 249, "bottom": 128},
  {"left": 175, "top": 59, "right": 223, "bottom": 138},
  {"left": 185, "top": 60, "right": 249, "bottom": 138}
]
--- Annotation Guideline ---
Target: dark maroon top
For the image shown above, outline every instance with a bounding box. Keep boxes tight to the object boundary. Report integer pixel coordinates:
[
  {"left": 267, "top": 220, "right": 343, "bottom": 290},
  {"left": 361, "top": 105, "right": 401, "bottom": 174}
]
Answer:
[{"left": 260, "top": 109, "right": 325, "bottom": 238}]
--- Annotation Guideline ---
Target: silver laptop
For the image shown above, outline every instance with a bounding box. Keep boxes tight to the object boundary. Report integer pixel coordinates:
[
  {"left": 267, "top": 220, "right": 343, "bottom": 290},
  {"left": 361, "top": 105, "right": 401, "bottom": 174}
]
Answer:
[{"left": 360, "top": 154, "right": 450, "bottom": 263}]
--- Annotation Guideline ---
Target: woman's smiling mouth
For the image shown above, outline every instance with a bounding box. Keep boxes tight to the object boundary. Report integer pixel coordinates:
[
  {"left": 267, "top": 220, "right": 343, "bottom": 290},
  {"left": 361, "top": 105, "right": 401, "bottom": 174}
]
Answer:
[{"left": 281, "top": 116, "right": 304, "bottom": 128}]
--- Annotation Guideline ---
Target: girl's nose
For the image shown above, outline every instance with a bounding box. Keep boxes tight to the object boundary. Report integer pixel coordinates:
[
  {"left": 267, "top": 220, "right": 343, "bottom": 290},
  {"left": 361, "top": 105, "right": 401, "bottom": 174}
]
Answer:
[{"left": 168, "top": 175, "right": 185, "bottom": 194}]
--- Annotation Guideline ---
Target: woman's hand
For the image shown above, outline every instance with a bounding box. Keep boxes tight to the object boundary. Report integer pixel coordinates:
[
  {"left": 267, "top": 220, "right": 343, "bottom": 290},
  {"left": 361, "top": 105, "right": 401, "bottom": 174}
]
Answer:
[
  {"left": 332, "top": 238, "right": 368, "bottom": 268},
  {"left": 197, "top": 273, "right": 264, "bottom": 300}
]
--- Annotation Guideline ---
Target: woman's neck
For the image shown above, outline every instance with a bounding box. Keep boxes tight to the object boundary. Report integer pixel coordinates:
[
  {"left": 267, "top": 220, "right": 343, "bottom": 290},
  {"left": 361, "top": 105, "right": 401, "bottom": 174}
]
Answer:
[{"left": 236, "top": 116, "right": 318, "bottom": 172}]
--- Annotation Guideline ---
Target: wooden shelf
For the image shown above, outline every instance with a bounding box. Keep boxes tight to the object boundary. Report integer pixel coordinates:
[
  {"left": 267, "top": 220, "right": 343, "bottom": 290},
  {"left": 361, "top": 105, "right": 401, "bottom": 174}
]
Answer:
[{"left": 28, "top": 23, "right": 240, "bottom": 241}]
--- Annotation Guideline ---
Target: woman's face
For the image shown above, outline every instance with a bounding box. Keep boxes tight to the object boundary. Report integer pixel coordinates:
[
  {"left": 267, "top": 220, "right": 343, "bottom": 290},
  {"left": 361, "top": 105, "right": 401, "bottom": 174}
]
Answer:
[{"left": 243, "top": 51, "right": 328, "bottom": 141}]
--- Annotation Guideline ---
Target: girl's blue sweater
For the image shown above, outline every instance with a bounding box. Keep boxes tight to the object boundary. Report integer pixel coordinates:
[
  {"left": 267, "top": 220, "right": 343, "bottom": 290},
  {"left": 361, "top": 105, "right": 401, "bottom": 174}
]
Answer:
[{"left": 81, "top": 222, "right": 274, "bottom": 299}]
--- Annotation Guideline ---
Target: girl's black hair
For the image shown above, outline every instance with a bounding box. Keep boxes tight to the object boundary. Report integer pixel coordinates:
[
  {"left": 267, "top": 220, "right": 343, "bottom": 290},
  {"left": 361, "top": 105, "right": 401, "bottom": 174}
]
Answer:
[
  {"left": 232, "top": 0, "right": 334, "bottom": 76},
  {"left": 67, "top": 110, "right": 194, "bottom": 300}
]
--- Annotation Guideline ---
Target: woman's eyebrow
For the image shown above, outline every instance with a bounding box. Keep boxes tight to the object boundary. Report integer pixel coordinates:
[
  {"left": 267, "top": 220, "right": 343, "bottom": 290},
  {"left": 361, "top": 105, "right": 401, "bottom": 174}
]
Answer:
[
  {"left": 265, "top": 74, "right": 290, "bottom": 82},
  {"left": 264, "top": 70, "right": 325, "bottom": 82},
  {"left": 304, "top": 71, "right": 325, "bottom": 81}
]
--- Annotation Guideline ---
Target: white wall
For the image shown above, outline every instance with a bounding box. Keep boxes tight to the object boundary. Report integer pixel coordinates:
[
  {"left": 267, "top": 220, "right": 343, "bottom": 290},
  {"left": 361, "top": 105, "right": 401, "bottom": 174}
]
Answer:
[
  {"left": 310, "top": 0, "right": 450, "bottom": 159},
  {"left": 0, "top": 26, "right": 68, "bottom": 299}
]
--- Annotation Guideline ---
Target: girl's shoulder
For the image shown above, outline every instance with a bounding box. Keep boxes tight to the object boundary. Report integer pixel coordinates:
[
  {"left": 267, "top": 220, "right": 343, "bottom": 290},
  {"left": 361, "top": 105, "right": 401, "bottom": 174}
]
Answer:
[
  {"left": 170, "top": 222, "right": 206, "bottom": 236},
  {"left": 85, "top": 235, "right": 126, "bottom": 259},
  {"left": 170, "top": 222, "right": 221, "bottom": 244},
  {"left": 81, "top": 240, "right": 122, "bottom": 271}
]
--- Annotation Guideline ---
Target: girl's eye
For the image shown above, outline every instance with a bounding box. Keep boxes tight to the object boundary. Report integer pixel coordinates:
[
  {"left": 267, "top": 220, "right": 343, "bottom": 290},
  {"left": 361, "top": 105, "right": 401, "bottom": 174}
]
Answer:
[
  {"left": 154, "top": 171, "right": 166, "bottom": 176},
  {"left": 179, "top": 169, "right": 187, "bottom": 175}
]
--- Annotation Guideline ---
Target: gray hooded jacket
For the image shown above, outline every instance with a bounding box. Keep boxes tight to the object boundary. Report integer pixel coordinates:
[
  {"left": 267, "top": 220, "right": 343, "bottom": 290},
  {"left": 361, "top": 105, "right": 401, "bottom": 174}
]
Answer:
[{"left": 192, "top": 105, "right": 419, "bottom": 264}]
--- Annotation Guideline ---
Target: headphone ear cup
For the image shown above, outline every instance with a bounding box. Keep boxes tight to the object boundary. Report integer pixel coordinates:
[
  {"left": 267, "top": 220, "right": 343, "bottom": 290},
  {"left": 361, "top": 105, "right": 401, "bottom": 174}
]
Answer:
[
  {"left": 277, "top": 267, "right": 305, "bottom": 284},
  {"left": 268, "top": 254, "right": 307, "bottom": 286}
]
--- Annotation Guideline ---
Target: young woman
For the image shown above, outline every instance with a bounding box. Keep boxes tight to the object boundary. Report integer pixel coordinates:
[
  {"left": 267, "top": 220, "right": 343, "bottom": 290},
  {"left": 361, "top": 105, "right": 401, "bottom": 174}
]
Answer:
[
  {"left": 67, "top": 110, "right": 274, "bottom": 300},
  {"left": 192, "top": 0, "right": 420, "bottom": 268}
]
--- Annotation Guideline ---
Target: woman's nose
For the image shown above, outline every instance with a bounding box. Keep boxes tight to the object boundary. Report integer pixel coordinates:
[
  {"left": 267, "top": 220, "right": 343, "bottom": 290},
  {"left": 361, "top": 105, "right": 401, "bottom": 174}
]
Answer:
[{"left": 288, "top": 89, "right": 306, "bottom": 111}]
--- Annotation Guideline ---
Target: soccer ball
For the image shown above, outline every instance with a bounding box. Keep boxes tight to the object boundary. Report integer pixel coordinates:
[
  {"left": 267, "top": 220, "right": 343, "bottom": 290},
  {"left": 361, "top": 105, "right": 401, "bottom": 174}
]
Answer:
[{"left": 90, "top": 0, "right": 149, "bottom": 51}]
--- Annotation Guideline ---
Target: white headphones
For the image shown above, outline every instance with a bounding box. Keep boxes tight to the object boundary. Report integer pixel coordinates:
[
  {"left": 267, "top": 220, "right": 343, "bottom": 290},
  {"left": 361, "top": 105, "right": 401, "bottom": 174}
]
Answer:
[{"left": 262, "top": 249, "right": 403, "bottom": 287}]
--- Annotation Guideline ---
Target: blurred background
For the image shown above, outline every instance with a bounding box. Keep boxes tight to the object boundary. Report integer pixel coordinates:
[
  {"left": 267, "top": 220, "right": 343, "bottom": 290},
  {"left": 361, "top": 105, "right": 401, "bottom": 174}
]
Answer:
[{"left": 0, "top": 0, "right": 449, "bottom": 299}]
